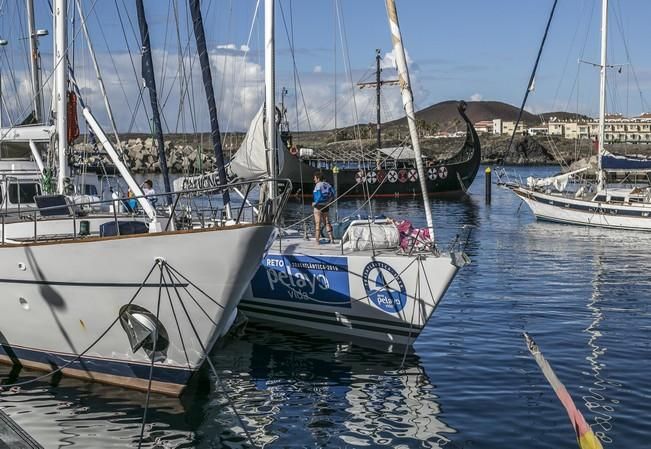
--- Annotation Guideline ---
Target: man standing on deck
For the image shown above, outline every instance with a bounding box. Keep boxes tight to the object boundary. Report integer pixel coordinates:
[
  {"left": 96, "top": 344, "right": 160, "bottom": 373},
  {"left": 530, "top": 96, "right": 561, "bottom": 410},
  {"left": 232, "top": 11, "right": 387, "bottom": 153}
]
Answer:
[{"left": 312, "top": 172, "right": 336, "bottom": 244}]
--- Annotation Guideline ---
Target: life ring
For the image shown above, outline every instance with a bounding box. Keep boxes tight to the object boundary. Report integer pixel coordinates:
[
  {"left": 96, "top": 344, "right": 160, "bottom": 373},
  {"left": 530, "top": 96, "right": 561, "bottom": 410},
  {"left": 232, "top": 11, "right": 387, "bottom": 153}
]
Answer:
[
  {"left": 427, "top": 167, "right": 438, "bottom": 181},
  {"left": 398, "top": 169, "right": 408, "bottom": 183},
  {"left": 407, "top": 169, "right": 418, "bottom": 182},
  {"left": 355, "top": 170, "right": 365, "bottom": 184},
  {"left": 289, "top": 146, "right": 298, "bottom": 156},
  {"left": 387, "top": 170, "right": 398, "bottom": 183},
  {"left": 438, "top": 166, "right": 448, "bottom": 179},
  {"left": 366, "top": 171, "right": 378, "bottom": 184}
]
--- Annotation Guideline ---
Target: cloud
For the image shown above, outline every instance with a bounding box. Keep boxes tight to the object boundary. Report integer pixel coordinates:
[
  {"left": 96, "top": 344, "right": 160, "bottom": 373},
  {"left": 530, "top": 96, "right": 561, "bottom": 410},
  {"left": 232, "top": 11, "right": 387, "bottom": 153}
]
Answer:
[
  {"left": 2, "top": 43, "right": 427, "bottom": 134},
  {"left": 470, "top": 93, "right": 483, "bottom": 101}
]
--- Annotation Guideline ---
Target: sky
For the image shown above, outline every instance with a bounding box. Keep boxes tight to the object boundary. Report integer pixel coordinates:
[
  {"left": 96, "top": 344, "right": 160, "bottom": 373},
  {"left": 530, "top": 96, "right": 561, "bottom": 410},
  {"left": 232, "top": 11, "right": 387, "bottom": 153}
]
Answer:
[{"left": 1, "top": 0, "right": 651, "bottom": 134}]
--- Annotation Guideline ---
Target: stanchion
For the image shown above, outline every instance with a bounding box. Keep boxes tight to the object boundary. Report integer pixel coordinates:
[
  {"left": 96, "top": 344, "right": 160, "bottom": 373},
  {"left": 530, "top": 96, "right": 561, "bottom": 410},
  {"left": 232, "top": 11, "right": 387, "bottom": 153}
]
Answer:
[{"left": 332, "top": 165, "right": 340, "bottom": 221}]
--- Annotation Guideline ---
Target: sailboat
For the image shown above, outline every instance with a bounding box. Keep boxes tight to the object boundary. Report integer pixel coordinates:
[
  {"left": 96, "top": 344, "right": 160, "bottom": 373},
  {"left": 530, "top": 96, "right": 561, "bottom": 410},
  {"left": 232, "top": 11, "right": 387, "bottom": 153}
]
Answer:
[
  {"left": 507, "top": 0, "right": 651, "bottom": 231},
  {"left": 233, "top": 0, "right": 469, "bottom": 346},
  {"left": 0, "top": 0, "right": 286, "bottom": 396}
]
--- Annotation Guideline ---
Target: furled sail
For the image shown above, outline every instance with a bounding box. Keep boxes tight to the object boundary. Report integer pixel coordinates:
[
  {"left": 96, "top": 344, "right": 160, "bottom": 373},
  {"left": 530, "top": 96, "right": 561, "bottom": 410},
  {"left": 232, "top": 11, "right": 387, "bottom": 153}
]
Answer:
[
  {"left": 189, "top": 0, "right": 230, "bottom": 206},
  {"left": 228, "top": 105, "right": 288, "bottom": 180},
  {"left": 136, "top": 0, "right": 172, "bottom": 196},
  {"left": 526, "top": 167, "right": 587, "bottom": 192},
  {"left": 601, "top": 150, "right": 651, "bottom": 172}
]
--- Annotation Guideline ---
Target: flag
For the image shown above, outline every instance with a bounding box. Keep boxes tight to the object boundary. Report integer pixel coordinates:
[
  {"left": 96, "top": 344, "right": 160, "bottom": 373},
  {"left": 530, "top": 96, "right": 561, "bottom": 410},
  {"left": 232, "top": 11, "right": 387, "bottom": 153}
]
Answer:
[{"left": 523, "top": 332, "right": 603, "bottom": 449}]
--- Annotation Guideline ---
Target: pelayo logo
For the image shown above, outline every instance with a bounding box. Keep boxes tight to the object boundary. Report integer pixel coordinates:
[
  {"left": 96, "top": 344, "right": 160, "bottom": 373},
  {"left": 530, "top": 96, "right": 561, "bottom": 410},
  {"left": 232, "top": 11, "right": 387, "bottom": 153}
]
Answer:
[{"left": 362, "top": 261, "right": 407, "bottom": 313}]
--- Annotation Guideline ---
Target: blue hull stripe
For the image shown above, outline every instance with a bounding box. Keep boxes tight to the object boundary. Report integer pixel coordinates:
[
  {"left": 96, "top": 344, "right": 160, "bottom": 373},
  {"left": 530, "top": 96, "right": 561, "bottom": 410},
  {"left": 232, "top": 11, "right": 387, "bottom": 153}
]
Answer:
[
  {"left": 0, "top": 344, "right": 194, "bottom": 386},
  {"left": 514, "top": 189, "right": 651, "bottom": 218},
  {"left": 239, "top": 302, "right": 423, "bottom": 337}
]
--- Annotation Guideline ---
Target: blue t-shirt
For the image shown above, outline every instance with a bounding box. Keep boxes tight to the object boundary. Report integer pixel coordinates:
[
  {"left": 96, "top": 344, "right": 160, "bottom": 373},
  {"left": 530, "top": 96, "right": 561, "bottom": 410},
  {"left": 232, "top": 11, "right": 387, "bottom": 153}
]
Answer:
[{"left": 313, "top": 181, "right": 335, "bottom": 205}]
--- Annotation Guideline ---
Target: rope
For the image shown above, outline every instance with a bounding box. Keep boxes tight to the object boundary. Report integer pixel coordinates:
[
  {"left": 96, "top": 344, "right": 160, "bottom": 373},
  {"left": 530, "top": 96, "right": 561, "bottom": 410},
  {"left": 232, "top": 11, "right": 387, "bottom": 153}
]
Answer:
[
  {"left": 0, "top": 261, "right": 158, "bottom": 390},
  {"left": 505, "top": 0, "right": 558, "bottom": 163},
  {"left": 161, "top": 263, "right": 258, "bottom": 449},
  {"left": 137, "top": 264, "right": 164, "bottom": 449}
]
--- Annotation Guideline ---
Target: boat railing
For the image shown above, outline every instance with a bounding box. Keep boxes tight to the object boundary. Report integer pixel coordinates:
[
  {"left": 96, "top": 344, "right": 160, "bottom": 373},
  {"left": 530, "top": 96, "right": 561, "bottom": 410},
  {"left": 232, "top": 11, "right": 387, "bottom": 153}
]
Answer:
[{"left": 0, "top": 177, "right": 292, "bottom": 244}]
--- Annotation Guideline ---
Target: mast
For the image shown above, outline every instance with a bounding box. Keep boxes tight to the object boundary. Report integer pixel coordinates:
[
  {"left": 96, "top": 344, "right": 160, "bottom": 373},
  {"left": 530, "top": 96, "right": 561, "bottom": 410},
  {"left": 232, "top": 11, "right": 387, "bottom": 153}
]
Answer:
[
  {"left": 265, "top": 0, "right": 277, "bottom": 201},
  {"left": 376, "top": 49, "right": 381, "bottom": 149},
  {"left": 135, "top": 0, "right": 172, "bottom": 198},
  {"left": 597, "top": 0, "right": 608, "bottom": 191},
  {"left": 188, "top": 0, "right": 231, "bottom": 216},
  {"left": 55, "top": 0, "right": 68, "bottom": 193},
  {"left": 26, "top": 0, "right": 43, "bottom": 122},
  {"left": 385, "top": 0, "right": 434, "bottom": 241}
]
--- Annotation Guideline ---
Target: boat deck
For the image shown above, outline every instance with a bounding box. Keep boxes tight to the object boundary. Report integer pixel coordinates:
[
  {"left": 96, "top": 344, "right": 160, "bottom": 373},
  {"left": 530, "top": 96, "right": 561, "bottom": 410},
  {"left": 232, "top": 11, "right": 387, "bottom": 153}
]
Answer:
[{"left": 274, "top": 234, "right": 406, "bottom": 258}]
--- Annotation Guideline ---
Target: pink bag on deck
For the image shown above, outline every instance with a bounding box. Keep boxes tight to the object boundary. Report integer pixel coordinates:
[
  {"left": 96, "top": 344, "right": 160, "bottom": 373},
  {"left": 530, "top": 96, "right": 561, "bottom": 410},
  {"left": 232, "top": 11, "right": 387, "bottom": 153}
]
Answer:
[{"left": 395, "top": 220, "right": 431, "bottom": 250}]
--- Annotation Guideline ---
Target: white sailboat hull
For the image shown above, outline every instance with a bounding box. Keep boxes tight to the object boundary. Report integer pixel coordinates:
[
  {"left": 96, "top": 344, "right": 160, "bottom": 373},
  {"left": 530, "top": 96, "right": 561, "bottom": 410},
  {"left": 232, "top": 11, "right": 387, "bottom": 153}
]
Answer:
[
  {"left": 0, "top": 224, "right": 274, "bottom": 395},
  {"left": 239, "top": 238, "right": 460, "bottom": 346},
  {"left": 513, "top": 186, "right": 651, "bottom": 231}
]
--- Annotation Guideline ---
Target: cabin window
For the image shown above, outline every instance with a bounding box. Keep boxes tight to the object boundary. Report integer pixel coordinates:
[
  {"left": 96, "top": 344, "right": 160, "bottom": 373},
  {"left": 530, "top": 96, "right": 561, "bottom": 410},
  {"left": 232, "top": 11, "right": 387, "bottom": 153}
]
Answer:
[
  {"left": 594, "top": 195, "right": 606, "bottom": 202},
  {"left": 81, "top": 184, "right": 98, "bottom": 196},
  {"left": 8, "top": 183, "right": 41, "bottom": 204}
]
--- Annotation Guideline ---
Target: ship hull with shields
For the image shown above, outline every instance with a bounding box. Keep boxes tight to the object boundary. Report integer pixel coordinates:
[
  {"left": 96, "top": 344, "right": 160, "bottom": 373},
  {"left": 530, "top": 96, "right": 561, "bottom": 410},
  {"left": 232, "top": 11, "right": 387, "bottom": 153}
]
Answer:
[{"left": 283, "top": 102, "right": 481, "bottom": 198}]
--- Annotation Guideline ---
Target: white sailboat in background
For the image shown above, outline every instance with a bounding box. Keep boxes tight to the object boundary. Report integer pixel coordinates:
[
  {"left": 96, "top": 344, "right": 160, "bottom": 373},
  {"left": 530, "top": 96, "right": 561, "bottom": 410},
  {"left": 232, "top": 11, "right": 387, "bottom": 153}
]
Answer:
[
  {"left": 508, "top": 0, "right": 651, "bottom": 231},
  {"left": 235, "top": 0, "right": 469, "bottom": 346},
  {"left": 0, "top": 0, "right": 287, "bottom": 396}
]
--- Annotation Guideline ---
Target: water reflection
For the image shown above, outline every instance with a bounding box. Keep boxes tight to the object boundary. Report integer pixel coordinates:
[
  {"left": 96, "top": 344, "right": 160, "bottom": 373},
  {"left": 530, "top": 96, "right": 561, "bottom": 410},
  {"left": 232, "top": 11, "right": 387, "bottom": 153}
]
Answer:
[
  {"left": 0, "top": 324, "right": 455, "bottom": 448},
  {"left": 0, "top": 372, "right": 196, "bottom": 448},
  {"left": 583, "top": 252, "right": 623, "bottom": 444},
  {"left": 201, "top": 324, "right": 456, "bottom": 448}
]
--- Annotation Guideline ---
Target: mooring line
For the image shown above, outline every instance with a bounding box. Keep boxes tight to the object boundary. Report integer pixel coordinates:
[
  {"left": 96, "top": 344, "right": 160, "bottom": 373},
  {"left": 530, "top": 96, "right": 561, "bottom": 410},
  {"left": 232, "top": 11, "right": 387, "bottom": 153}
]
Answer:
[
  {"left": 163, "top": 263, "right": 258, "bottom": 449},
  {"left": 137, "top": 262, "right": 164, "bottom": 449},
  {"left": 0, "top": 261, "right": 159, "bottom": 390}
]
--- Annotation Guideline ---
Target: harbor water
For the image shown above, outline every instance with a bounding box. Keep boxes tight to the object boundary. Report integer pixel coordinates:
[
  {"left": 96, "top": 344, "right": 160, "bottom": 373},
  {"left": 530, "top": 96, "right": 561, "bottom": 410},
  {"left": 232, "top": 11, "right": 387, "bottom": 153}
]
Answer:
[{"left": 0, "top": 166, "right": 649, "bottom": 448}]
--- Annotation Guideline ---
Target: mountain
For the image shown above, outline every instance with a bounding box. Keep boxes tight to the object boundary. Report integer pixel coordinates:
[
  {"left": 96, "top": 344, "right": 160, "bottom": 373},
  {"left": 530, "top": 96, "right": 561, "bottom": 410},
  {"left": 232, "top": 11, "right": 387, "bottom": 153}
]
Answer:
[{"left": 384, "top": 100, "right": 541, "bottom": 130}]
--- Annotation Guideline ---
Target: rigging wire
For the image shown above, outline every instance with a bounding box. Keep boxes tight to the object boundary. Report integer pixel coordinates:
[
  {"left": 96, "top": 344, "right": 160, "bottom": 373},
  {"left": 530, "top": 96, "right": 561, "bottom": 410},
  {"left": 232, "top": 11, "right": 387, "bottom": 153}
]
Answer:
[{"left": 505, "top": 0, "right": 558, "bottom": 164}]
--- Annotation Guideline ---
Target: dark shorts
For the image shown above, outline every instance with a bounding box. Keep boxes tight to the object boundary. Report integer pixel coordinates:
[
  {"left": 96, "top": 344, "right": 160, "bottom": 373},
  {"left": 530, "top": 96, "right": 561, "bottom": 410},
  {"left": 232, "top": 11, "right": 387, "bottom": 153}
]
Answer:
[{"left": 314, "top": 203, "right": 330, "bottom": 213}]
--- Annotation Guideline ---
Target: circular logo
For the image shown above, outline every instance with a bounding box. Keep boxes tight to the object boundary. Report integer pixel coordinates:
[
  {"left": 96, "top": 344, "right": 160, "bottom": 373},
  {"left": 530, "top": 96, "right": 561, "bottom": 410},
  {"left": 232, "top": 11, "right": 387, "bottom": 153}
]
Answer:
[
  {"left": 362, "top": 261, "right": 407, "bottom": 313},
  {"left": 355, "top": 170, "right": 365, "bottom": 184},
  {"left": 438, "top": 166, "right": 448, "bottom": 179},
  {"left": 387, "top": 170, "right": 398, "bottom": 183},
  {"left": 427, "top": 167, "right": 438, "bottom": 181},
  {"left": 366, "top": 170, "right": 377, "bottom": 184},
  {"left": 398, "top": 169, "right": 408, "bottom": 183},
  {"left": 407, "top": 169, "right": 418, "bottom": 182}
]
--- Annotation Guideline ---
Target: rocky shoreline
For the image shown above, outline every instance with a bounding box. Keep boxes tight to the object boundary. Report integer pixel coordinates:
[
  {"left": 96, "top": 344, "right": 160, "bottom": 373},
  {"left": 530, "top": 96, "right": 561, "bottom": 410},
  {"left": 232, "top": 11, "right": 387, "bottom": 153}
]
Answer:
[{"left": 71, "top": 133, "right": 651, "bottom": 173}]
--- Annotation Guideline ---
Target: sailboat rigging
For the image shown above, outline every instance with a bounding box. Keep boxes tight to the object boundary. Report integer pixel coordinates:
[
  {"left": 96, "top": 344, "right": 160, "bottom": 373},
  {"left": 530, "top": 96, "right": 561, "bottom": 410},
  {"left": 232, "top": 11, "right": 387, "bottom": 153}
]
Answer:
[
  {"left": 0, "top": 0, "right": 290, "bottom": 396},
  {"left": 507, "top": 0, "right": 651, "bottom": 232},
  {"left": 238, "top": 0, "right": 469, "bottom": 346}
]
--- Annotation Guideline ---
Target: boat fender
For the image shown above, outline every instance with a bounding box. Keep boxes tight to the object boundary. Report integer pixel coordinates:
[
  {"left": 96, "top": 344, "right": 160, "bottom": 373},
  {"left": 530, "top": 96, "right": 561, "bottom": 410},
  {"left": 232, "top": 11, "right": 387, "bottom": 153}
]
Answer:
[{"left": 289, "top": 145, "right": 299, "bottom": 156}]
